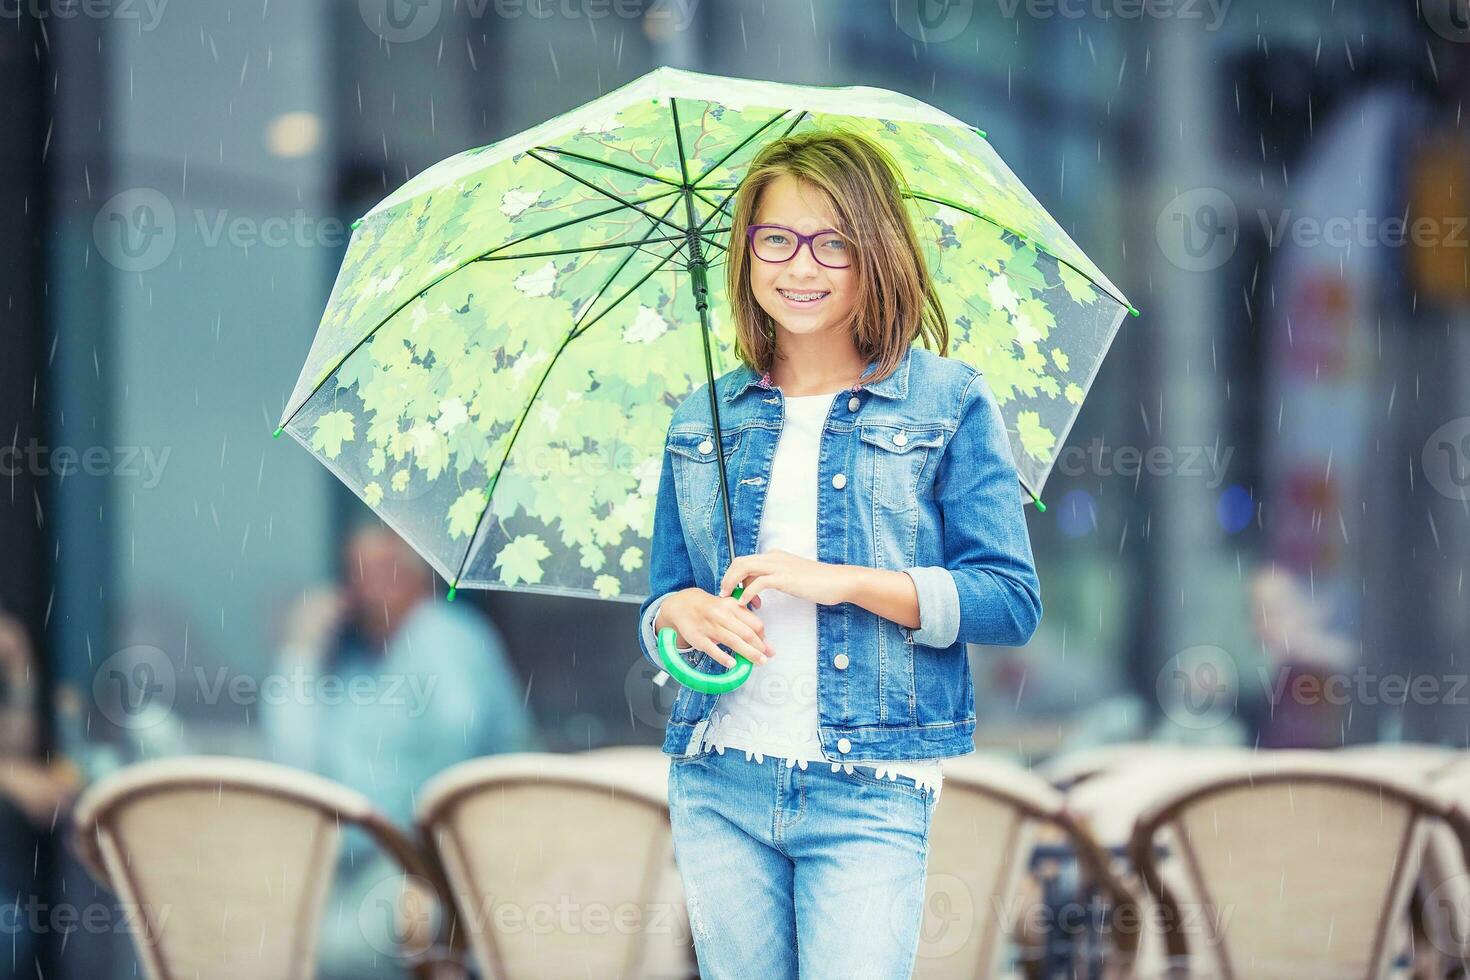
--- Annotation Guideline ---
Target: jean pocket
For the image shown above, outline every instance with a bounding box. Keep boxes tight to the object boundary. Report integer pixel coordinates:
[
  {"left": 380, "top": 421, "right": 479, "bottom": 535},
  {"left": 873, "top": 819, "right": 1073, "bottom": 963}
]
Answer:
[
  {"left": 842, "top": 763, "right": 933, "bottom": 804},
  {"left": 858, "top": 424, "right": 945, "bottom": 511}
]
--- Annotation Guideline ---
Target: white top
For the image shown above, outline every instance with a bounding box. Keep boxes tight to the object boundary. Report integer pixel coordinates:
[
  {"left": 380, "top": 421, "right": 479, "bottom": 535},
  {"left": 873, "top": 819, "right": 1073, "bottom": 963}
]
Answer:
[{"left": 701, "top": 392, "right": 944, "bottom": 798}]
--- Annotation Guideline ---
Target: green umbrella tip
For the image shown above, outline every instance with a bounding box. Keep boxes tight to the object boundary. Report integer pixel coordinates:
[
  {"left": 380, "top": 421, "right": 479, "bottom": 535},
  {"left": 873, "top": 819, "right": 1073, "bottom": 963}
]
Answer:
[
  {"left": 272, "top": 426, "right": 283, "bottom": 438},
  {"left": 446, "top": 585, "right": 457, "bottom": 602},
  {"left": 1033, "top": 498, "right": 1047, "bottom": 513},
  {"left": 974, "top": 128, "right": 987, "bottom": 139},
  {"left": 1128, "top": 306, "right": 1141, "bottom": 318},
  {"left": 351, "top": 218, "right": 362, "bottom": 230}
]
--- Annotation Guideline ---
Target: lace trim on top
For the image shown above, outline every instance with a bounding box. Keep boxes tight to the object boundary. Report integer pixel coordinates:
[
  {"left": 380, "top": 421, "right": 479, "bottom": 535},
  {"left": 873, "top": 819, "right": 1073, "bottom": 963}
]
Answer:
[{"left": 699, "top": 708, "right": 943, "bottom": 797}]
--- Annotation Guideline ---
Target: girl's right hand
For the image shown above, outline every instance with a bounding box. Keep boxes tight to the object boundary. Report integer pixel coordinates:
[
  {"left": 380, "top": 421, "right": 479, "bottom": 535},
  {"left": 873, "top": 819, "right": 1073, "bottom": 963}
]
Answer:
[{"left": 654, "top": 588, "right": 774, "bottom": 668}]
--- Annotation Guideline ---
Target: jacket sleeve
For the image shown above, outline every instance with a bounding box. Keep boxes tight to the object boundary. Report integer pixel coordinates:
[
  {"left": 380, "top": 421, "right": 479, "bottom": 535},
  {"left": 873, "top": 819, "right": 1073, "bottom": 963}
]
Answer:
[
  {"left": 902, "top": 371, "right": 1042, "bottom": 649},
  {"left": 637, "top": 435, "right": 699, "bottom": 674}
]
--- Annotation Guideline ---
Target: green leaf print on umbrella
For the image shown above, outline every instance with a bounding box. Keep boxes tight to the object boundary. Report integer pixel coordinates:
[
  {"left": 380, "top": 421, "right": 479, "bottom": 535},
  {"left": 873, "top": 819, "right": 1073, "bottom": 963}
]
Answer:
[{"left": 275, "top": 66, "right": 1133, "bottom": 692}]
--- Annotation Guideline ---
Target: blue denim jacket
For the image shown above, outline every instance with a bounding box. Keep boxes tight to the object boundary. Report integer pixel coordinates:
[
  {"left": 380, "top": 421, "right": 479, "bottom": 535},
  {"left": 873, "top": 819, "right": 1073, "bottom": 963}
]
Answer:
[{"left": 636, "top": 343, "right": 1042, "bottom": 761}]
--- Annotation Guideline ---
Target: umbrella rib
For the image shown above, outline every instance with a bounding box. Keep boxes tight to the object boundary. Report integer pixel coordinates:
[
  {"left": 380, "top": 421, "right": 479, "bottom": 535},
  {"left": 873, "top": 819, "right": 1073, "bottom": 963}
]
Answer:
[
  {"left": 569, "top": 195, "right": 688, "bottom": 330},
  {"left": 688, "top": 108, "right": 805, "bottom": 188},
  {"left": 496, "top": 190, "right": 689, "bottom": 267},
  {"left": 570, "top": 196, "right": 690, "bottom": 332},
  {"left": 903, "top": 190, "right": 1131, "bottom": 311},
  {"left": 445, "top": 195, "right": 685, "bottom": 509},
  {"left": 569, "top": 234, "right": 688, "bottom": 340},
  {"left": 474, "top": 231, "right": 699, "bottom": 263},
  {"left": 495, "top": 187, "right": 682, "bottom": 255},
  {"left": 531, "top": 145, "right": 680, "bottom": 187},
  {"left": 276, "top": 189, "right": 684, "bottom": 432},
  {"left": 446, "top": 326, "right": 578, "bottom": 596},
  {"left": 691, "top": 188, "right": 732, "bottom": 219},
  {"left": 525, "top": 149, "right": 688, "bottom": 236},
  {"left": 665, "top": 106, "right": 733, "bottom": 251},
  {"left": 446, "top": 198, "right": 690, "bottom": 591},
  {"left": 670, "top": 97, "right": 694, "bottom": 189}
]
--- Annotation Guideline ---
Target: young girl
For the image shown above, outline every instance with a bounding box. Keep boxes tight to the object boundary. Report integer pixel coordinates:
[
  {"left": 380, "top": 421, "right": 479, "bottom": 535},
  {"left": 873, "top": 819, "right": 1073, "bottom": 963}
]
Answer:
[{"left": 636, "top": 129, "right": 1042, "bottom": 978}]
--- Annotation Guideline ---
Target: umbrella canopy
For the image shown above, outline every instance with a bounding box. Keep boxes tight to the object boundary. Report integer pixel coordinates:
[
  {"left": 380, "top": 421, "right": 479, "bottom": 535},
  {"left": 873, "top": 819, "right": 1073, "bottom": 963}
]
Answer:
[{"left": 275, "top": 66, "right": 1133, "bottom": 604}]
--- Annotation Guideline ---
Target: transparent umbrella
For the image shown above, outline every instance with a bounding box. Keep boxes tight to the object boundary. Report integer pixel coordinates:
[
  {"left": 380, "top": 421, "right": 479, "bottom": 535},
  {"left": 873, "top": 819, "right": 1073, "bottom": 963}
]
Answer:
[{"left": 274, "top": 66, "right": 1135, "bottom": 692}]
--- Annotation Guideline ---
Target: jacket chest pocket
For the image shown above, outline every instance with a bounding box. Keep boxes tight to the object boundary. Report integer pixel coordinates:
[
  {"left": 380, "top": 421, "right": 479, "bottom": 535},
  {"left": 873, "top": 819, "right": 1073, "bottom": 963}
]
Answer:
[
  {"left": 859, "top": 423, "right": 945, "bottom": 511},
  {"left": 667, "top": 427, "right": 744, "bottom": 573}
]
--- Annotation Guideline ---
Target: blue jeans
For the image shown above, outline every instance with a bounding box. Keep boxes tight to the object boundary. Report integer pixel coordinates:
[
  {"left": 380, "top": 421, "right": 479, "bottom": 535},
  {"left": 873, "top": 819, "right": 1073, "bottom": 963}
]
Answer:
[{"left": 667, "top": 749, "right": 935, "bottom": 979}]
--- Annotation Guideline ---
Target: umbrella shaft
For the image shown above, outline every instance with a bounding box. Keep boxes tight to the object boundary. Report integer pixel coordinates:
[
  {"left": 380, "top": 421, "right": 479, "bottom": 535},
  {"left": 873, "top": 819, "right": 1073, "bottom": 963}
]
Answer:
[{"left": 683, "top": 186, "right": 738, "bottom": 580}]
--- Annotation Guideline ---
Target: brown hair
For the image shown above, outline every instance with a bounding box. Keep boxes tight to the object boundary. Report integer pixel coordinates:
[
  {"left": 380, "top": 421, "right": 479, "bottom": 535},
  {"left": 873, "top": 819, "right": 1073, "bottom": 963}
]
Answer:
[{"left": 723, "top": 128, "right": 949, "bottom": 385}]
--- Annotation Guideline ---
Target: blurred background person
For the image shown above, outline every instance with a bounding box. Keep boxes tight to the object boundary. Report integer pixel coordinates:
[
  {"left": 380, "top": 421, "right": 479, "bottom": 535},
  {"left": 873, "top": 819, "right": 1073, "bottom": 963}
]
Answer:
[
  {"left": 0, "top": 612, "right": 79, "bottom": 979},
  {"left": 264, "top": 522, "right": 535, "bottom": 980}
]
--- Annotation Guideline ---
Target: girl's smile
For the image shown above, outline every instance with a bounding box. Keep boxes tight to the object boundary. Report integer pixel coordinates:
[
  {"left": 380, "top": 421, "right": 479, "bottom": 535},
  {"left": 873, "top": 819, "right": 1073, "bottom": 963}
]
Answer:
[{"left": 775, "top": 287, "right": 831, "bottom": 308}]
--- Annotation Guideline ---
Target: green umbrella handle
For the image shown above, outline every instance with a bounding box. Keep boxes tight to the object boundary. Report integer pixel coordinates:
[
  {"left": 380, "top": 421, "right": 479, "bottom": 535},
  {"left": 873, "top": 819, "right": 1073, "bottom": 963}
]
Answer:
[{"left": 656, "top": 584, "right": 753, "bottom": 693}]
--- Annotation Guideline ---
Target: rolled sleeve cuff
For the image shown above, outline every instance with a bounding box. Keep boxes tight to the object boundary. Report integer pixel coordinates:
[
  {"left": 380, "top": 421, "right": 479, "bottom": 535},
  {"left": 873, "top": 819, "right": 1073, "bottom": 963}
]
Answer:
[
  {"left": 901, "top": 566, "right": 961, "bottom": 649},
  {"left": 640, "top": 592, "right": 694, "bottom": 673}
]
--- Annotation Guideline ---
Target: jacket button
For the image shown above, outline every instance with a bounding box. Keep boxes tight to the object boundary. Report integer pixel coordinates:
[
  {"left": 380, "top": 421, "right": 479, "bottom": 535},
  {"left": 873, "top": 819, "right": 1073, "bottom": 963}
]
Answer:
[
  {"left": 836, "top": 737, "right": 852, "bottom": 754},
  {"left": 893, "top": 432, "right": 908, "bottom": 447},
  {"left": 698, "top": 439, "right": 713, "bottom": 454},
  {"left": 833, "top": 653, "right": 849, "bottom": 670},
  {"left": 832, "top": 473, "right": 847, "bottom": 489},
  {"left": 847, "top": 396, "right": 860, "bottom": 411}
]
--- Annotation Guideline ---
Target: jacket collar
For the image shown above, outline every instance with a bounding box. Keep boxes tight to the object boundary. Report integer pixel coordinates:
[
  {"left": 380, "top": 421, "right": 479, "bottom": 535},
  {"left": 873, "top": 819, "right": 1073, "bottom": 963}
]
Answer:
[{"left": 721, "top": 343, "right": 913, "bottom": 404}]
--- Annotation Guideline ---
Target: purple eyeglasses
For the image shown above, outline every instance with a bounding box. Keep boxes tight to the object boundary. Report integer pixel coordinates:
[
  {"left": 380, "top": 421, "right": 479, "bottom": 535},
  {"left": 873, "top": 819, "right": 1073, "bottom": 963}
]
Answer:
[{"left": 745, "top": 223, "right": 853, "bottom": 269}]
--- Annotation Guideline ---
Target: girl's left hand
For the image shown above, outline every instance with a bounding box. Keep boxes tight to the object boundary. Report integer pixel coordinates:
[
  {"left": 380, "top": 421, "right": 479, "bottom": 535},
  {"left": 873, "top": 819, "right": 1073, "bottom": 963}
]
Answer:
[{"left": 718, "top": 550, "right": 852, "bottom": 608}]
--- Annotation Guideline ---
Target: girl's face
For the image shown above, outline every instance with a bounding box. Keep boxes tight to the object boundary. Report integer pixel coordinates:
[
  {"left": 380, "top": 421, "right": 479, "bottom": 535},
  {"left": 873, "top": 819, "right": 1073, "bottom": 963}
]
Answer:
[{"left": 748, "top": 174, "right": 858, "bottom": 342}]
